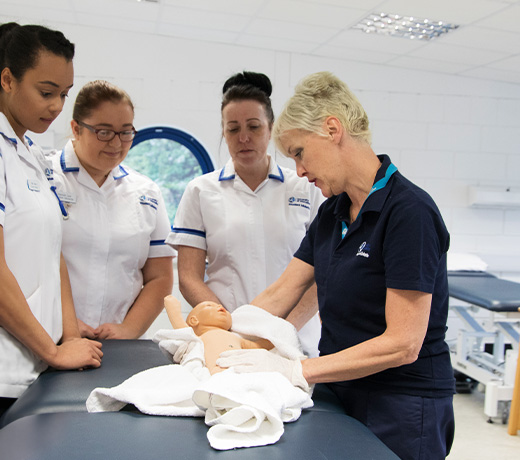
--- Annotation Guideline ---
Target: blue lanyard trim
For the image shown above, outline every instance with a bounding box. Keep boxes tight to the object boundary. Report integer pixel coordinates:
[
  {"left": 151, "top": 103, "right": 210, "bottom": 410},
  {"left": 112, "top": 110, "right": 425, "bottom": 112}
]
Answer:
[{"left": 50, "top": 185, "right": 69, "bottom": 219}]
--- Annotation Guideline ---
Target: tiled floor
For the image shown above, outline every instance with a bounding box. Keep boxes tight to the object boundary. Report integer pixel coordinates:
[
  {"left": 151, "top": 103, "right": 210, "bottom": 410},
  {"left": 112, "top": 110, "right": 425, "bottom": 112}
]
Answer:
[{"left": 448, "top": 390, "right": 520, "bottom": 459}]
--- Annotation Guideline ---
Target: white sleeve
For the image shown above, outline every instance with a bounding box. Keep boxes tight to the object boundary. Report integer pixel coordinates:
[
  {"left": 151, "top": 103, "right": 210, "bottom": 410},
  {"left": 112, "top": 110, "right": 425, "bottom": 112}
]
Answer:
[
  {"left": 166, "top": 178, "right": 207, "bottom": 251},
  {"left": 0, "top": 147, "right": 6, "bottom": 227},
  {"left": 148, "top": 184, "right": 176, "bottom": 258}
]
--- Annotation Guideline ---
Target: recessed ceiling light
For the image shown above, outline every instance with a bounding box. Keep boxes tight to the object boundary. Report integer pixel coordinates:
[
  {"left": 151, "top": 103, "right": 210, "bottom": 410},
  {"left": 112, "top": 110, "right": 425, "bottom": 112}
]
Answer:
[{"left": 353, "top": 12, "right": 459, "bottom": 41}]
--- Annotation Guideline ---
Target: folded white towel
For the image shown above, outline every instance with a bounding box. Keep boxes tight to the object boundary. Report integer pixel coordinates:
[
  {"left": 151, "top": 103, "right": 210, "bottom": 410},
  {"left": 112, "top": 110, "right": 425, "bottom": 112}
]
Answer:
[
  {"left": 86, "top": 305, "right": 313, "bottom": 450},
  {"left": 193, "top": 368, "right": 312, "bottom": 450}
]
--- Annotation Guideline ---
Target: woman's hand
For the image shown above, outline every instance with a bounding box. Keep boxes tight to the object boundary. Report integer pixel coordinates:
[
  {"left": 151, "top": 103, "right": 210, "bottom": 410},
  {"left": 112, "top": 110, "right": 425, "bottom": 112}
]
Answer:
[
  {"left": 77, "top": 319, "right": 97, "bottom": 339},
  {"left": 94, "top": 323, "right": 135, "bottom": 340},
  {"left": 48, "top": 337, "right": 103, "bottom": 370}
]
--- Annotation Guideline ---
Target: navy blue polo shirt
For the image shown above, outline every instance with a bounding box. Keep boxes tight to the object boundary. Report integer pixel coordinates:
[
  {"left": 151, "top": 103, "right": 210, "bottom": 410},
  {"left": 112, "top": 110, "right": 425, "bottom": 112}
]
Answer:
[{"left": 295, "top": 155, "right": 455, "bottom": 397}]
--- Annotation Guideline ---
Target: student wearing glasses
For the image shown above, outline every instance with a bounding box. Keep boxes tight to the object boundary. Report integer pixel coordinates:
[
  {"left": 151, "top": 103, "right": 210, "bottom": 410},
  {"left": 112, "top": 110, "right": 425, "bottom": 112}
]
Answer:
[{"left": 48, "top": 80, "right": 174, "bottom": 340}]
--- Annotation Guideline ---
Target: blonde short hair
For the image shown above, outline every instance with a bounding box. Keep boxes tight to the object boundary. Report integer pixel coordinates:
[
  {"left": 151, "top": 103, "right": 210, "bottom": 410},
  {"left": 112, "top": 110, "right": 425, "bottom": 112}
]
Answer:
[{"left": 273, "top": 71, "right": 371, "bottom": 154}]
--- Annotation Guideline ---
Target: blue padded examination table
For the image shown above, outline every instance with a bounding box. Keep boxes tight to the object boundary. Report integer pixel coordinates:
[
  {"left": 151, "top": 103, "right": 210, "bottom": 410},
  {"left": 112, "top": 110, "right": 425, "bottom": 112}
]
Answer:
[
  {"left": 0, "top": 410, "right": 398, "bottom": 459},
  {"left": 0, "top": 339, "right": 399, "bottom": 459},
  {"left": 448, "top": 271, "right": 520, "bottom": 312},
  {"left": 448, "top": 271, "right": 520, "bottom": 421}
]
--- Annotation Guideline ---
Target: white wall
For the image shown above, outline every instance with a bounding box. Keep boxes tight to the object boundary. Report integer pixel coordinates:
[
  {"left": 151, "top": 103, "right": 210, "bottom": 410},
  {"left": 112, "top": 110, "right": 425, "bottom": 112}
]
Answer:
[
  {"left": 27, "top": 24, "right": 520, "bottom": 333},
  {"left": 34, "top": 24, "right": 520, "bottom": 273}
]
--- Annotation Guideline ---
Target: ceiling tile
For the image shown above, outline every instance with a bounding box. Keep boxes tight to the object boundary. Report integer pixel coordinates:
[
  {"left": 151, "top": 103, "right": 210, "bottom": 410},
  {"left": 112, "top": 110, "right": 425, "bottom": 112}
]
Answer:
[
  {"left": 162, "top": 0, "right": 265, "bottom": 15},
  {"left": 460, "top": 67, "right": 520, "bottom": 85},
  {"left": 439, "top": 26, "right": 520, "bottom": 54},
  {"left": 238, "top": 34, "right": 315, "bottom": 54},
  {"left": 259, "top": 0, "right": 365, "bottom": 28},
  {"left": 75, "top": 12, "right": 156, "bottom": 34},
  {"left": 386, "top": 55, "right": 472, "bottom": 74},
  {"left": 477, "top": 3, "right": 520, "bottom": 32},
  {"left": 155, "top": 23, "right": 239, "bottom": 43},
  {"left": 311, "top": 44, "right": 398, "bottom": 64},
  {"left": 375, "top": 0, "right": 507, "bottom": 24},
  {"left": 244, "top": 18, "right": 339, "bottom": 44},
  {"left": 160, "top": 5, "right": 247, "bottom": 32},
  {"left": 330, "top": 29, "right": 426, "bottom": 54},
  {"left": 409, "top": 42, "right": 509, "bottom": 66},
  {"left": 486, "top": 54, "right": 520, "bottom": 72}
]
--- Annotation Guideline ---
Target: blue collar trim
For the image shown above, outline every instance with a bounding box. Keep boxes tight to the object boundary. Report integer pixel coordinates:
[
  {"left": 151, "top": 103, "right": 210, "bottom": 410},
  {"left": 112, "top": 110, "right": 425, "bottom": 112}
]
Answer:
[
  {"left": 113, "top": 165, "right": 129, "bottom": 180},
  {"left": 219, "top": 168, "right": 235, "bottom": 181},
  {"left": 60, "top": 149, "right": 80, "bottom": 172},
  {"left": 0, "top": 131, "right": 17, "bottom": 145},
  {"left": 268, "top": 165, "right": 284, "bottom": 182}
]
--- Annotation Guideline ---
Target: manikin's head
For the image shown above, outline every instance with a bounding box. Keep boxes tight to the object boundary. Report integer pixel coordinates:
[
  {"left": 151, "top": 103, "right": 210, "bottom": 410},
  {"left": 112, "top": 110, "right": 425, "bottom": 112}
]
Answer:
[{"left": 186, "top": 301, "right": 232, "bottom": 335}]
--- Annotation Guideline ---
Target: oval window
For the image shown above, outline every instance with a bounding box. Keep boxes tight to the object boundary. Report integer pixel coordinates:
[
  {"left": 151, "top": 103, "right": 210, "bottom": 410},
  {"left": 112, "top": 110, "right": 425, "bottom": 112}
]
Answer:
[{"left": 126, "top": 126, "right": 214, "bottom": 222}]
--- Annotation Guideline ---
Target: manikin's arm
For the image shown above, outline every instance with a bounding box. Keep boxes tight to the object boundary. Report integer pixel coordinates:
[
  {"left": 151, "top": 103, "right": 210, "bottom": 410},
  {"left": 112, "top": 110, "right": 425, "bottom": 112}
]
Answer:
[{"left": 164, "top": 295, "right": 188, "bottom": 329}]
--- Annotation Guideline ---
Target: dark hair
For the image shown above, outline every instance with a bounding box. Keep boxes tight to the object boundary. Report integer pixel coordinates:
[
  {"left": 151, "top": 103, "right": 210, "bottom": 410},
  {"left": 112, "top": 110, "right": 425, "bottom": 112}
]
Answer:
[
  {"left": 73, "top": 80, "right": 134, "bottom": 122},
  {"left": 0, "top": 22, "right": 74, "bottom": 85},
  {"left": 221, "top": 71, "right": 274, "bottom": 126}
]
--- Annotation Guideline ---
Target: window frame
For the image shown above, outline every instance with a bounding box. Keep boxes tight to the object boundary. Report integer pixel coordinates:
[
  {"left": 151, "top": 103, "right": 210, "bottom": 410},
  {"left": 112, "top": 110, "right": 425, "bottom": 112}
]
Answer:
[{"left": 130, "top": 126, "right": 214, "bottom": 174}]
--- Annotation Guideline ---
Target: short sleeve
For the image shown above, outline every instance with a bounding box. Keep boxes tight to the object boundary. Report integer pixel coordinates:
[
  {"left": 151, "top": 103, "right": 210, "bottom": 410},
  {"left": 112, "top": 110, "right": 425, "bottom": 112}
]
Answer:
[
  {"left": 0, "top": 149, "right": 6, "bottom": 227},
  {"left": 383, "top": 196, "right": 449, "bottom": 293},
  {"left": 148, "top": 185, "right": 176, "bottom": 259},
  {"left": 166, "top": 179, "right": 207, "bottom": 251}
]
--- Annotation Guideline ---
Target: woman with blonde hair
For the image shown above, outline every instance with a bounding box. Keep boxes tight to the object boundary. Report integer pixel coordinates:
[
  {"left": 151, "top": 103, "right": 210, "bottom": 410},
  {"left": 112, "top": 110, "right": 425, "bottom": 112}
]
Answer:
[{"left": 218, "top": 71, "right": 455, "bottom": 460}]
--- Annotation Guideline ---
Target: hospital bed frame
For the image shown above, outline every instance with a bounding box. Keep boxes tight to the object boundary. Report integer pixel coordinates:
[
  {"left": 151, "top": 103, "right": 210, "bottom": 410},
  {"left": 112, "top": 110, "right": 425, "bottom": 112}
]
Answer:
[{"left": 448, "top": 271, "right": 520, "bottom": 423}]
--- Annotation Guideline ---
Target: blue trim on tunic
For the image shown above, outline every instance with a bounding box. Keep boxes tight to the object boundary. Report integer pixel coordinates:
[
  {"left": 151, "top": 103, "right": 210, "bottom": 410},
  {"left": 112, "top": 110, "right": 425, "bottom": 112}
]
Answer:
[{"left": 170, "top": 227, "right": 206, "bottom": 238}]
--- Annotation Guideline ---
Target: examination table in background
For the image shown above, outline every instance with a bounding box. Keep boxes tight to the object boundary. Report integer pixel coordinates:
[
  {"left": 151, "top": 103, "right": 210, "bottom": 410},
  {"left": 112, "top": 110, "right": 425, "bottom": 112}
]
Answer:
[
  {"left": 0, "top": 339, "right": 399, "bottom": 459},
  {"left": 448, "top": 271, "right": 520, "bottom": 426}
]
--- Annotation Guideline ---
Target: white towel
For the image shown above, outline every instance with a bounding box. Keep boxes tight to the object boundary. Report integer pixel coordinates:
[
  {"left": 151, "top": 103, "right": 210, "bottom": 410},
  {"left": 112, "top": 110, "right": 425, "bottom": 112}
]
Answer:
[
  {"left": 193, "top": 368, "right": 312, "bottom": 450},
  {"left": 86, "top": 305, "right": 313, "bottom": 450}
]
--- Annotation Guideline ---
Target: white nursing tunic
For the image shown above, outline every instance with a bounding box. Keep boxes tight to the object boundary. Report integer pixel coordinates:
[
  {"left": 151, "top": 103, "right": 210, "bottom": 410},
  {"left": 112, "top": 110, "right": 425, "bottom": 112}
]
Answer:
[
  {"left": 168, "top": 156, "right": 324, "bottom": 356},
  {"left": 48, "top": 141, "right": 175, "bottom": 328},
  {"left": 0, "top": 113, "right": 63, "bottom": 397}
]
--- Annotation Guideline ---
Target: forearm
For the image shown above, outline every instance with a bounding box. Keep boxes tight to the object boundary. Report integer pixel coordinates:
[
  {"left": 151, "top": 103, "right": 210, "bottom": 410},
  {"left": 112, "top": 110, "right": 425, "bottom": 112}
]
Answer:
[
  {"left": 177, "top": 245, "right": 221, "bottom": 307},
  {"left": 0, "top": 264, "right": 59, "bottom": 364},
  {"left": 302, "top": 333, "right": 417, "bottom": 385},
  {"left": 122, "top": 263, "right": 174, "bottom": 338},
  {"left": 179, "top": 277, "right": 221, "bottom": 307},
  {"left": 303, "top": 289, "right": 432, "bottom": 385},
  {"left": 60, "top": 254, "right": 80, "bottom": 341},
  {"left": 285, "top": 283, "right": 319, "bottom": 330}
]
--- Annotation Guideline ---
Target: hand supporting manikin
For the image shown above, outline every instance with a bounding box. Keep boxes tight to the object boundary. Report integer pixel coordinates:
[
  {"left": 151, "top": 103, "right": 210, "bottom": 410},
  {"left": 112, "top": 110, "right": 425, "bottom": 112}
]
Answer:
[{"left": 164, "top": 295, "right": 273, "bottom": 374}]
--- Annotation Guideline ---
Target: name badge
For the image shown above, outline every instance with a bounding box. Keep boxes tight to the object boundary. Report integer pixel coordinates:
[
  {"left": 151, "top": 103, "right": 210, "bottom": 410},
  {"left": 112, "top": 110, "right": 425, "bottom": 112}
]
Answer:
[
  {"left": 27, "top": 180, "right": 40, "bottom": 192},
  {"left": 57, "top": 191, "right": 76, "bottom": 204}
]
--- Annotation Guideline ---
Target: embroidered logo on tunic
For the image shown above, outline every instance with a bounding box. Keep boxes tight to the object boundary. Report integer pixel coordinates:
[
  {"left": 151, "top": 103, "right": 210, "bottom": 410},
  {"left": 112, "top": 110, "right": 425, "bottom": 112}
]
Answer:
[
  {"left": 139, "top": 195, "right": 158, "bottom": 210},
  {"left": 288, "top": 196, "right": 310, "bottom": 210},
  {"left": 356, "top": 242, "right": 371, "bottom": 258}
]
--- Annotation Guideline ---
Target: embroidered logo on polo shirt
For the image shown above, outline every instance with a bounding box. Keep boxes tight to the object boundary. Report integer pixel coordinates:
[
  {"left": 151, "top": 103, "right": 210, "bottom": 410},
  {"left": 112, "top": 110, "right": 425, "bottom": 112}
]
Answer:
[
  {"left": 288, "top": 196, "right": 310, "bottom": 210},
  {"left": 139, "top": 195, "right": 158, "bottom": 210},
  {"left": 356, "top": 242, "right": 371, "bottom": 258}
]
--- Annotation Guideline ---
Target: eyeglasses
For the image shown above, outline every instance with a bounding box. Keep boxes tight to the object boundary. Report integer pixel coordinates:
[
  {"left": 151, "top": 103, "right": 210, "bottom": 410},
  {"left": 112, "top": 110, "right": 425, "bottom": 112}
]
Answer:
[{"left": 75, "top": 120, "right": 137, "bottom": 142}]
